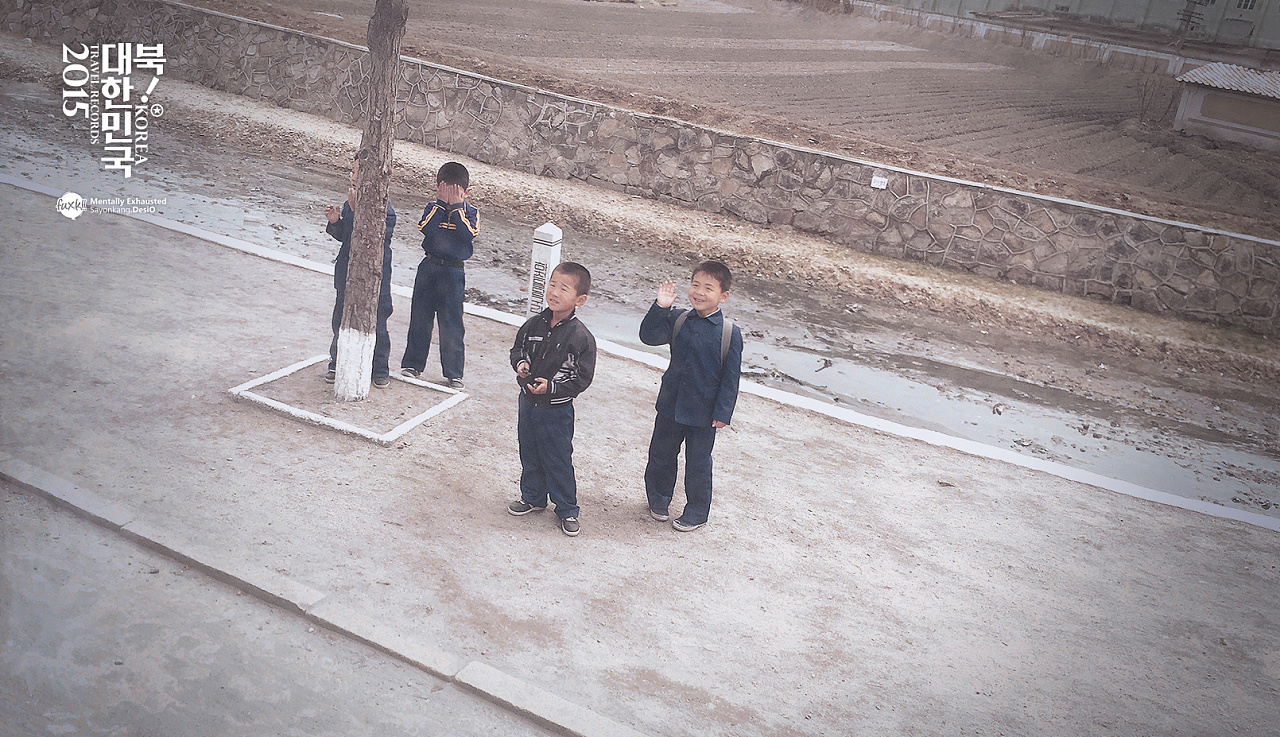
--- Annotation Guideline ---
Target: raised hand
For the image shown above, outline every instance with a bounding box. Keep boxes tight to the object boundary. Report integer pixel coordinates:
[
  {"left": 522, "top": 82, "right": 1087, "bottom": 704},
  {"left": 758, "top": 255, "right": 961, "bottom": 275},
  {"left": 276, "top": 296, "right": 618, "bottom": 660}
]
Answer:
[{"left": 655, "top": 280, "right": 676, "bottom": 308}]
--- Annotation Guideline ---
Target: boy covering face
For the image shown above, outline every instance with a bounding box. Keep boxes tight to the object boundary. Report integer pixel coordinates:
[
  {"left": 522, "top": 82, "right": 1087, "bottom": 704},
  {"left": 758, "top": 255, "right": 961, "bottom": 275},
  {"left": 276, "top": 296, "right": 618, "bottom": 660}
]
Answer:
[
  {"left": 401, "top": 161, "right": 478, "bottom": 389},
  {"left": 323, "top": 152, "right": 396, "bottom": 387}
]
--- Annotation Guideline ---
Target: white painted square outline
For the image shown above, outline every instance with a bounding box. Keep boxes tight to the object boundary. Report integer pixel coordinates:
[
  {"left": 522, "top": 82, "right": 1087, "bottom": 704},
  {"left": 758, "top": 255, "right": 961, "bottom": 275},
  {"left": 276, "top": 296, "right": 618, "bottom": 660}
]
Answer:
[{"left": 229, "top": 354, "right": 468, "bottom": 445}]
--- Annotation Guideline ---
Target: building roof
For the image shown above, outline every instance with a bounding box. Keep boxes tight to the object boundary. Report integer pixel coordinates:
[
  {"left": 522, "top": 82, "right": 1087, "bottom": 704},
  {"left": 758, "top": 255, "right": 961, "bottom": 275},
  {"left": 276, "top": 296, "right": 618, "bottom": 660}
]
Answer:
[{"left": 1177, "top": 63, "right": 1280, "bottom": 101}]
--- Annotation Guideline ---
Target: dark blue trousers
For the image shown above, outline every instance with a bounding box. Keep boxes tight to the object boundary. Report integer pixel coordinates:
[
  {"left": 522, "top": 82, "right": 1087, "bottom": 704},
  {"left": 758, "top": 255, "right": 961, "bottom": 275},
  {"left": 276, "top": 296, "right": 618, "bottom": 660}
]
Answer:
[
  {"left": 518, "top": 395, "right": 580, "bottom": 520},
  {"left": 645, "top": 413, "right": 717, "bottom": 526},
  {"left": 401, "top": 259, "right": 465, "bottom": 380},
  {"left": 329, "top": 278, "right": 393, "bottom": 378}
]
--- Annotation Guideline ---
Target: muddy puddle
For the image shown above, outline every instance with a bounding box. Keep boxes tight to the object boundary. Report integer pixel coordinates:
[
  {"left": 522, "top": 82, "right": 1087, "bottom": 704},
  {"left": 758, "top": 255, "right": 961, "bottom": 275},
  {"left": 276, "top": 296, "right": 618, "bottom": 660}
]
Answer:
[{"left": 2, "top": 78, "right": 1276, "bottom": 521}]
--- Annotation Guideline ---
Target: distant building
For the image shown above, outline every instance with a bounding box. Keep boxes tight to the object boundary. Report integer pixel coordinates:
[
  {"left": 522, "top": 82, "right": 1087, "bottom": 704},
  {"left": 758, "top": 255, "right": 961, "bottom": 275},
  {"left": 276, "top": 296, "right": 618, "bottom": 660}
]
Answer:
[
  {"left": 865, "top": 0, "right": 1280, "bottom": 49},
  {"left": 1173, "top": 62, "right": 1280, "bottom": 149}
]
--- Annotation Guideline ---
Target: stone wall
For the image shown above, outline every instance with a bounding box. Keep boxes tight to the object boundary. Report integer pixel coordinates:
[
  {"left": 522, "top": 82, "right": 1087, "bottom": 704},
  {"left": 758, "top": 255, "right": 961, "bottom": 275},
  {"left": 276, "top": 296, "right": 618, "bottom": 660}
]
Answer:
[{"left": 5, "top": 0, "right": 1278, "bottom": 337}]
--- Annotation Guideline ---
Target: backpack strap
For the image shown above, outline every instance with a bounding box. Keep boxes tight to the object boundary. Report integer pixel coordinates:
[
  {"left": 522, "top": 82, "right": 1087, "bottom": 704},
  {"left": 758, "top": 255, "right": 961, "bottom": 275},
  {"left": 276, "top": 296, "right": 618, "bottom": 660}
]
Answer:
[
  {"left": 672, "top": 310, "right": 734, "bottom": 364},
  {"left": 672, "top": 309, "right": 691, "bottom": 345}
]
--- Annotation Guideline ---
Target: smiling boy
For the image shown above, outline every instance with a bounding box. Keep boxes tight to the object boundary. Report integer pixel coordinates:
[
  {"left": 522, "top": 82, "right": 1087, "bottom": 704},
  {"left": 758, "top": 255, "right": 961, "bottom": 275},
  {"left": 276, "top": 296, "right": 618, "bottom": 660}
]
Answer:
[
  {"left": 507, "top": 262, "right": 597, "bottom": 537},
  {"left": 639, "top": 261, "right": 744, "bottom": 531}
]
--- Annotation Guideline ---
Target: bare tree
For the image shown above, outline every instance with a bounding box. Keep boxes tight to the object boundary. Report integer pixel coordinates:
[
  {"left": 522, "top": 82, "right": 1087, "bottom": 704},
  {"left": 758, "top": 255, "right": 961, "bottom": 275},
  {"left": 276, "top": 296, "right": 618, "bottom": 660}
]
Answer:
[
  {"left": 1138, "top": 75, "right": 1177, "bottom": 127},
  {"left": 335, "top": 0, "right": 408, "bottom": 401}
]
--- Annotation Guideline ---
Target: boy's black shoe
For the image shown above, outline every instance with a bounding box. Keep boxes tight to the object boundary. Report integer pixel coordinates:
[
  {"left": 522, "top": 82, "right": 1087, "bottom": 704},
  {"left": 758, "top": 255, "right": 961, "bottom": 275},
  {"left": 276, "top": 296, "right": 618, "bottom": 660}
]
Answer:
[
  {"left": 324, "top": 369, "right": 336, "bottom": 384},
  {"left": 561, "top": 517, "right": 580, "bottom": 536},
  {"left": 649, "top": 508, "right": 670, "bottom": 522},
  {"left": 508, "top": 500, "right": 546, "bottom": 516},
  {"left": 672, "top": 518, "right": 705, "bottom": 532},
  {"left": 373, "top": 375, "right": 390, "bottom": 388},
  {"left": 447, "top": 377, "right": 465, "bottom": 389},
  {"left": 400, "top": 367, "right": 420, "bottom": 379}
]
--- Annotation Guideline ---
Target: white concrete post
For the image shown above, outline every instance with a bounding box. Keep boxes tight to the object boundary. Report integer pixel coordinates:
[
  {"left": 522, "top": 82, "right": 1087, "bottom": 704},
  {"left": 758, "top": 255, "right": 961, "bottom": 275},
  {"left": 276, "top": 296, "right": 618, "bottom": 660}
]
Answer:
[{"left": 527, "top": 222, "right": 562, "bottom": 316}]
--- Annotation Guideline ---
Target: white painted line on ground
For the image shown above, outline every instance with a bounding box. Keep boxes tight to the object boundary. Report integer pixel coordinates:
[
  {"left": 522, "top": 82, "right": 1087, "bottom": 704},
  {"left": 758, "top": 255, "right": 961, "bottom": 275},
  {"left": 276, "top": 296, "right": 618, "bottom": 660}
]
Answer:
[
  {"left": 5, "top": 175, "right": 1277, "bottom": 532},
  {"left": 228, "top": 354, "right": 469, "bottom": 445},
  {"left": 742, "top": 383, "right": 1280, "bottom": 532},
  {"left": 380, "top": 389, "right": 469, "bottom": 443},
  {"left": 229, "top": 354, "right": 330, "bottom": 394},
  {"left": 235, "top": 388, "right": 384, "bottom": 441}
]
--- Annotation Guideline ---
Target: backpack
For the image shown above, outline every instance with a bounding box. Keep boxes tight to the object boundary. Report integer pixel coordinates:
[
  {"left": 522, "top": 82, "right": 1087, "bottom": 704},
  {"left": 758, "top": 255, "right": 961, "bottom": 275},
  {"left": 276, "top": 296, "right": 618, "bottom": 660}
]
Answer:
[{"left": 672, "top": 310, "right": 734, "bottom": 363}]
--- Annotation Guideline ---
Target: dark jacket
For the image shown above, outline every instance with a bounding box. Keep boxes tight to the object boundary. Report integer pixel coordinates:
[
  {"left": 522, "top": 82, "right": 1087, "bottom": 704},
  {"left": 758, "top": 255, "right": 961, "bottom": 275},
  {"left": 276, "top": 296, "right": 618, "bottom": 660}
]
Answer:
[
  {"left": 417, "top": 199, "right": 479, "bottom": 262},
  {"left": 639, "top": 302, "right": 743, "bottom": 427},
  {"left": 327, "top": 201, "right": 394, "bottom": 291},
  {"left": 510, "top": 309, "right": 597, "bottom": 406}
]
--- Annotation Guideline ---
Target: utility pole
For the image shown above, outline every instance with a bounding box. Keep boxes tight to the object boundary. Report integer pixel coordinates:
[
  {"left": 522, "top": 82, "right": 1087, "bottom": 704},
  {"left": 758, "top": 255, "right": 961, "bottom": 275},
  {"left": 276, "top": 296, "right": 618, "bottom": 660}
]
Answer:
[
  {"left": 335, "top": 0, "right": 408, "bottom": 401},
  {"left": 1177, "top": 0, "right": 1205, "bottom": 45}
]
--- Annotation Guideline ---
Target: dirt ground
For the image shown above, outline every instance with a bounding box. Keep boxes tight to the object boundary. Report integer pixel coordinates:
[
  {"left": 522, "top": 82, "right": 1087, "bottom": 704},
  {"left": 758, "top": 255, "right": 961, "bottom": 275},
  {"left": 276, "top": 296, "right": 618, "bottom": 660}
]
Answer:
[
  {"left": 3, "top": 10, "right": 1280, "bottom": 735},
  {"left": 3, "top": 181, "right": 1279, "bottom": 736},
  {"left": 3, "top": 27, "right": 1279, "bottom": 507},
  {"left": 189, "top": 0, "right": 1280, "bottom": 239}
]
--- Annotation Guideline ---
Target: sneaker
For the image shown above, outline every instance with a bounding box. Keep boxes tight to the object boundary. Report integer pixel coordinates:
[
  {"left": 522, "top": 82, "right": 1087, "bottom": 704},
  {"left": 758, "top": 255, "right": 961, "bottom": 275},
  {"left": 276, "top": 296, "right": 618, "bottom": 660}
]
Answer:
[
  {"left": 324, "top": 369, "right": 336, "bottom": 384},
  {"left": 400, "top": 367, "right": 420, "bottom": 379},
  {"left": 672, "top": 518, "right": 705, "bottom": 532},
  {"left": 447, "top": 377, "right": 465, "bottom": 389},
  {"left": 561, "top": 517, "right": 580, "bottom": 536},
  {"left": 507, "top": 500, "right": 545, "bottom": 516},
  {"left": 373, "top": 375, "right": 390, "bottom": 388},
  {"left": 649, "top": 508, "right": 670, "bottom": 522}
]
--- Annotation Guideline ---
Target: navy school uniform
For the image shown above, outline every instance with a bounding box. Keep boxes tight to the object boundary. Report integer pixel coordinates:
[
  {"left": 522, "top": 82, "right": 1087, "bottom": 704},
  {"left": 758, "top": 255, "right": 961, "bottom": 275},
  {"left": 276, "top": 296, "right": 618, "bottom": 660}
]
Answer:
[
  {"left": 639, "top": 302, "right": 743, "bottom": 526},
  {"left": 402, "top": 198, "right": 479, "bottom": 380},
  {"left": 510, "top": 308, "right": 597, "bottom": 520},
  {"left": 328, "top": 201, "right": 395, "bottom": 378}
]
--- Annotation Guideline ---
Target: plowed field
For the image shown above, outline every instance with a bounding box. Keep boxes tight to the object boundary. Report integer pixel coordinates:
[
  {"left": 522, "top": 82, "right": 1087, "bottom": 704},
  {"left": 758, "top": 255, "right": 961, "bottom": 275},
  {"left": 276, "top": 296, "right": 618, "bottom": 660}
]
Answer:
[{"left": 189, "top": 0, "right": 1280, "bottom": 238}]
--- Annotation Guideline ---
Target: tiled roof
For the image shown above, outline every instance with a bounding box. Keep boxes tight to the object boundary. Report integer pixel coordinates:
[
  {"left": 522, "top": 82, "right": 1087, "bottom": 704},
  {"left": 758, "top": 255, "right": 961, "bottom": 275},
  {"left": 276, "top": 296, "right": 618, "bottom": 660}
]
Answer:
[{"left": 1177, "top": 62, "right": 1280, "bottom": 101}]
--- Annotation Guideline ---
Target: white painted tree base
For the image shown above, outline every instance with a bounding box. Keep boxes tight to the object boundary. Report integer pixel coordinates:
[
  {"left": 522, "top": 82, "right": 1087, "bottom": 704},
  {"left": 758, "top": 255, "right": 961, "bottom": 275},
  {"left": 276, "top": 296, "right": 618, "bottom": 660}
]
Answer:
[{"left": 334, "top": 327, "right": 376, "bottom": 401}]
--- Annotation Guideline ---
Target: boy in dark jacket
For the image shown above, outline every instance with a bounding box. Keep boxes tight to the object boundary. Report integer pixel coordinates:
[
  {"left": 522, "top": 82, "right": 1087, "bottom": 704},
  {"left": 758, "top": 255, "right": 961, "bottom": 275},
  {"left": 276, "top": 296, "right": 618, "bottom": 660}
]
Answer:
[
  {"left": 507, "top": 262, "right": 597, "bottom": 537},
  {"left": 401, "top": 161, "right": 479, "bottom": 389},
  {"left": 324, "top": 153, "right": 396, "bottom": 387},
  {"left": 639, "top": 261, "right": 743, "bottom": 532}
]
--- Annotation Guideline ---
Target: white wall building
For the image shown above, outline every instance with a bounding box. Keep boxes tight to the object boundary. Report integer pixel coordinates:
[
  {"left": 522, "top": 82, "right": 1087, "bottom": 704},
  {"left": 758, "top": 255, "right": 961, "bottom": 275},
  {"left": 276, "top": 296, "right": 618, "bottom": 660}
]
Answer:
[
  {"left": 870, "top": 0, "right": 1280, "bottom": 50},
  {"left": 1173, "top": 62, "right": 1280, "bottom": 149}
]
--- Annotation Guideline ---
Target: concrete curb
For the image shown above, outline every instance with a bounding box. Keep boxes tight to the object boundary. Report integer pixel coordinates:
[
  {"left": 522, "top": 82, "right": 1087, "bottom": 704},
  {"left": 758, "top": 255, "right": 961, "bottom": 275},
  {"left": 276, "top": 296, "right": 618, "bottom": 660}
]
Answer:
[
  {"left": 456, "top": 661, "right": 649, "bottom": 737},
  {"left": 0, "top": 457, "right": 651, "bottom": 737},
  {"left": 305, "top": 596, "right": 469, "bottom": 681},
  {"left": 0, "top": 455, "right": 134, "bottom": 529}
]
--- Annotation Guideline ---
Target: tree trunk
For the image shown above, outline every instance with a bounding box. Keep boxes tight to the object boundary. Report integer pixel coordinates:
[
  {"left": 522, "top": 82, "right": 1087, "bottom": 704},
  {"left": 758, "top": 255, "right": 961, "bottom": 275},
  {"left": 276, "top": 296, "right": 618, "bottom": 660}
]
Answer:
[{"left": 335, "top": 0, "right": 408, "bottom": 401}]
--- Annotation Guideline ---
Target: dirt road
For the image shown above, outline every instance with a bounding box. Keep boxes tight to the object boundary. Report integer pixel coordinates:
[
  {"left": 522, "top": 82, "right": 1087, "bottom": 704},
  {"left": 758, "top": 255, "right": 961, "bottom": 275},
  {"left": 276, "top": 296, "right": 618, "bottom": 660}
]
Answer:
[
  {"left": 190, "top": 0, "right": 1280, "bottom": 240},
  {"left": 1, "top": 487, "right": 555, "bottom": 737}
]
